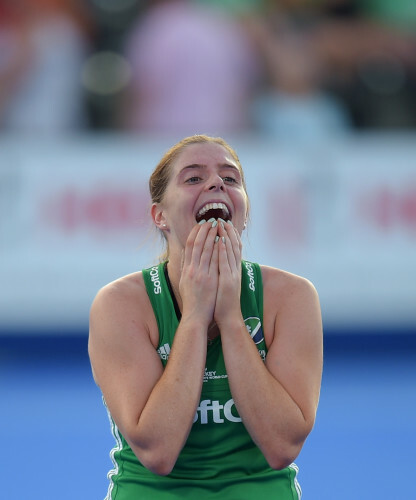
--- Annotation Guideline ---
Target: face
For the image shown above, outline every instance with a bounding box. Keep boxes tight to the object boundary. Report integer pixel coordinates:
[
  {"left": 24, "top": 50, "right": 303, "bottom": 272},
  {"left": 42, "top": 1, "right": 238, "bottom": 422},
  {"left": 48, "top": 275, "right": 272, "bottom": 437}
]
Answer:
[{"left": 153, "top": 142, "right": 248, "bottom": 250}]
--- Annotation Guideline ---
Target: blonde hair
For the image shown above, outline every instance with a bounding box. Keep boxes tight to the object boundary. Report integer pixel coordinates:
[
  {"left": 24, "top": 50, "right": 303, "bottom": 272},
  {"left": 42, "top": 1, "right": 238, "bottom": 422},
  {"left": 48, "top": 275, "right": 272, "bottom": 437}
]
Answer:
[{"left": 149, "top": 134, "right": 249, "bottom": 261}]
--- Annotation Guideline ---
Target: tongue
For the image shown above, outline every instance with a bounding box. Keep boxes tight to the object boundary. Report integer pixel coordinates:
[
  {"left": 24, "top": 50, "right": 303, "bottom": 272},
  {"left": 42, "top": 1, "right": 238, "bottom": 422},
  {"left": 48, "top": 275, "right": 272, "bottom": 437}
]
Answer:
[{"left": 196, "top": 207, "right": 230, "bottom": 223}]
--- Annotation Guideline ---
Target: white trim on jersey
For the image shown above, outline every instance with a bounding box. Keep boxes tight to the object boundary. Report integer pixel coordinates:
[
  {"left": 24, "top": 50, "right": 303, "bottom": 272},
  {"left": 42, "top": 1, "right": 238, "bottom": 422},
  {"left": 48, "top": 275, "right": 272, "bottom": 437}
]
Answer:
[
  {"left": 289, "top": 462, "right": 302, "bottom": 499},
  {"left": 104, "top": 397, "right": 123, "bottom": 500}
]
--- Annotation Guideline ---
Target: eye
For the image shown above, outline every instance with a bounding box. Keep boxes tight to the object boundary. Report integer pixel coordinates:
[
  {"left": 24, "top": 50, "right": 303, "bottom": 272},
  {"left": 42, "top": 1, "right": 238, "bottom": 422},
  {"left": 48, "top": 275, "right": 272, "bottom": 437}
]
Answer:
[
  {"left": 185, "top": 176, "right": 202, "bottom": 184},
  {"left": 223, "top": 176, "right": 238, "bottom": 184}
]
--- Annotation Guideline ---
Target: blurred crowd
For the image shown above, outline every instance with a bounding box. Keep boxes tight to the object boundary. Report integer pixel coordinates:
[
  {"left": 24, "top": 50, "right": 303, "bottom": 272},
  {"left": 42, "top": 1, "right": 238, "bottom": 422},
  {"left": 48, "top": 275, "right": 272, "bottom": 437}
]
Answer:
[{"left": 1, "top": 0, "right": 416, "bottom": 138}]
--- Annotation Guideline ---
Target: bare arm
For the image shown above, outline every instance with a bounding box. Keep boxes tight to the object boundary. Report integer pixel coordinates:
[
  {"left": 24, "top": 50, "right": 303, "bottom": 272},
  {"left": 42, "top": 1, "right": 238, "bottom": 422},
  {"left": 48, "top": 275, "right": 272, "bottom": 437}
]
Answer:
[
  {"left": 88, "top": 221, "right": 220, "bottom": 475},
  {"left": 88, "top": 278, "right": 208, "bottom": 475},
  {"left": 215, "top": 222, "right": 323, "bottom": 469}
]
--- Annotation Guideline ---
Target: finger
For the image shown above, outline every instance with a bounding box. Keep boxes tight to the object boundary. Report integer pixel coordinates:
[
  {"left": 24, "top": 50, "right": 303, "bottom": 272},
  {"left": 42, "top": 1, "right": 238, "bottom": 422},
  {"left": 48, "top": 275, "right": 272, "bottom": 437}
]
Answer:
[
  {"left": 183, "top": 219, "right": 213, "bottom": 266},
  {"left": 209, "top": 233, "right": 220, "bottom": 276},
  {"left": 218, "top": 234, "right": 229, "bottom": 275},
  {"left": 225, "top": 220, "right": 242, "bottom": 266},
  {"left": 218, "top": 220, "right": 241, "bottom": 270},
  {"left": 199, "top": 218, "right": 221, "bottom": 269},
  {"left": 215, "top": 220, "right": 231, "bottom": 271},
  {"left": 182, "top": 221, "right": 205, "bottom": 268},
  {"left": 217, "top": 227, "right": 233, "bottom": 276},
  {"left": 191, "top": 218, "right": 218, "bottom": 269}
]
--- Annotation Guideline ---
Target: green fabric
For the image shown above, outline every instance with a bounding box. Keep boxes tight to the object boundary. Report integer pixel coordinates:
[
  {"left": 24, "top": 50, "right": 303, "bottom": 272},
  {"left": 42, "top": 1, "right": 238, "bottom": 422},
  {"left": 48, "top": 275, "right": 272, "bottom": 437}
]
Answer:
[
  {"left": 194, "top": 0, "right": 264, "bottom": 15},
  {"left": 105, "top": 260, "right": 301, "bottom": 499},
  {"left": 362, "top": 0, "right": 416, "bottom": 30}
]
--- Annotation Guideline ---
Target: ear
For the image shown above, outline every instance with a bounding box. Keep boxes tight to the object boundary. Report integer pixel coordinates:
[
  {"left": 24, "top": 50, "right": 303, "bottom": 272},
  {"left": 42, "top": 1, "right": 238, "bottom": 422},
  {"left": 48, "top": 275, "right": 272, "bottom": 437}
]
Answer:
[{"left": 151, "top": 203, "right": 168, "bottom": 231}]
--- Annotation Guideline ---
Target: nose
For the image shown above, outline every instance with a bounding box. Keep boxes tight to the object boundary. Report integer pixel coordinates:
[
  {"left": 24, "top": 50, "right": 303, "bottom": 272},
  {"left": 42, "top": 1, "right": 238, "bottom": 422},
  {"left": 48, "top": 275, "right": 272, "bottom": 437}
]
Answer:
[{"left": 208, "top": 175, "right": 224, "bottom": 191}]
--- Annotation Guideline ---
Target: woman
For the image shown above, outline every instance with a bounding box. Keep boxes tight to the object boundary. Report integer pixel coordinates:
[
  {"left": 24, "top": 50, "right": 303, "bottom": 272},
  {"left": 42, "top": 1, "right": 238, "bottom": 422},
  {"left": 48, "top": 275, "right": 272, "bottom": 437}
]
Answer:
[{"left": 88, "top": 135, "right": 323, "bottom": 499}]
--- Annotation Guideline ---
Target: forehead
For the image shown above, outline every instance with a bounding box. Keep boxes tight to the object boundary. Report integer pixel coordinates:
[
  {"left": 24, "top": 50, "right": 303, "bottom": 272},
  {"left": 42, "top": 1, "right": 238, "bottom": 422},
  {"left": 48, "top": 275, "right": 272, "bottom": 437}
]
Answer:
[{"left": 171, "top": 142, "right": 239, "bottom": 173}]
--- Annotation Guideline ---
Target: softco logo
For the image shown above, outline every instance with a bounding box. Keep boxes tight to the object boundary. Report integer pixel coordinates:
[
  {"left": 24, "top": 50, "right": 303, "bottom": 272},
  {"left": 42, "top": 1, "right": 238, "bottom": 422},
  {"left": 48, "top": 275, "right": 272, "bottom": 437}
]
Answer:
[
  {"left": 244, "top": 261, "right": 255, "bottom": 291},
  {"left": 149, "top": 266, "right": 162, "bottom": 294},
  {"left": 193, "top": 399, "right": 242, "bottom": 424}
]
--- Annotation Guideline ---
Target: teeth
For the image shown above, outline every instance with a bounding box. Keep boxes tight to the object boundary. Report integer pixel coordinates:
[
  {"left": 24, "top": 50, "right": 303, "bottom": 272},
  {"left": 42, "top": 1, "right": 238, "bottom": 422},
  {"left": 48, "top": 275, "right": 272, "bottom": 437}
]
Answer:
[{"left": 197, "top": 202, "right": 229, "bottom": 217}]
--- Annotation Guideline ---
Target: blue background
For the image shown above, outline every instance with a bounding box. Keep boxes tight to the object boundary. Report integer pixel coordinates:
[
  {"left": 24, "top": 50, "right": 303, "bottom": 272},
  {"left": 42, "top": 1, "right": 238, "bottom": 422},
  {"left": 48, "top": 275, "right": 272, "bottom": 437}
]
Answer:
[{"left": 2, "top": 330, "right": 415, "bottom": 499}]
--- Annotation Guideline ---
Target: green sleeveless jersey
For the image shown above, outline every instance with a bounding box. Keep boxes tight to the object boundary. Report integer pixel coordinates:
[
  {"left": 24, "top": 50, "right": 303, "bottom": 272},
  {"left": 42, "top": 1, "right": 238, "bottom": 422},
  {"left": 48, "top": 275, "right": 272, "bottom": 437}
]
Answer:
[{"left": 104, "top": 260, "right": 301, "bottom": 499}]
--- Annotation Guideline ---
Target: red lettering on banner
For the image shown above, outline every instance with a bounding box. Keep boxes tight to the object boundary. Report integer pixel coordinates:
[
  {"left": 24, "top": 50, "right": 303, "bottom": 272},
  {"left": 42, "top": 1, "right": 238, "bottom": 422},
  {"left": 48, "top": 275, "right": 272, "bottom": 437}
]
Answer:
[
  {"left": 358, "top": 184, "right": 416, "bottom": 235},
  {"left": 399, "top": 190, "right": 416, "bottom": 230},
  {"left": 61, "top": 190, "right": 78, "bottom": 230},
  {"left": 41, "top": 185, "right": 150, "bottom": 234}
]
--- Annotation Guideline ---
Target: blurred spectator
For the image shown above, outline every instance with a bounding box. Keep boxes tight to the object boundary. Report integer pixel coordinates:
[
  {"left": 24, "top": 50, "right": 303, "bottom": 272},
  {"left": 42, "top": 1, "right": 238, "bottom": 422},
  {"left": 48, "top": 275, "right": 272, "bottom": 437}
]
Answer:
[
  {"left": 194, "top": 0, "right": 261, "bottom": 15},
  {"left": 81, "top": 0, "right": 147, "bottom": 130},
  {"left": 246, "top": 0, "right": 416, "bottom": 137},
  {"left": 119, "top": 0, "right": 260, "bottom": 136},
  {"left": 360, "top": 0, "right": 416, "bottom": 33},
  {"left": 245, "top": 3, "right": 350, "bottom": 142},
  {"left": 246, "top": 4, "right": 351, "bottom": 142},
  {"left": 311, "top": 0, "right": 416, "bottom": 129},
  {"left": 0, "top": 0, "right": 93, "bottom": 134}
]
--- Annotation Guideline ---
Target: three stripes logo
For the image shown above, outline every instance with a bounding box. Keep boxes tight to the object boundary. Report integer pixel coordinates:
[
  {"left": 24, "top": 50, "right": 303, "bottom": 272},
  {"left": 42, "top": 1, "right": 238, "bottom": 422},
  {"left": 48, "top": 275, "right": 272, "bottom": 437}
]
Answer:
[{"left": 157, "top": 343, "right": 171, "bottom": 360}]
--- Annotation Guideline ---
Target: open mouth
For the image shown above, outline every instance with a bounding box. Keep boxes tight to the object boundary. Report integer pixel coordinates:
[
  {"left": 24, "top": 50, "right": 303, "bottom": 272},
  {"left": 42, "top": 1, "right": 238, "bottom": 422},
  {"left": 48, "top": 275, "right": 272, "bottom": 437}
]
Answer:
[{"left": 195, "top": 202, "right": 231, "bottom": 223}]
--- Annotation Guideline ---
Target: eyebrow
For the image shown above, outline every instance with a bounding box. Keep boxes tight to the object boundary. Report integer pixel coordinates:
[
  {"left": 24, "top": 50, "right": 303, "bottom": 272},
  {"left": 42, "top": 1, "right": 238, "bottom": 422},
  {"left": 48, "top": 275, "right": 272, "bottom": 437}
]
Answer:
[{"left": 179, "top": 163, "right": 240, "bottom": 174}]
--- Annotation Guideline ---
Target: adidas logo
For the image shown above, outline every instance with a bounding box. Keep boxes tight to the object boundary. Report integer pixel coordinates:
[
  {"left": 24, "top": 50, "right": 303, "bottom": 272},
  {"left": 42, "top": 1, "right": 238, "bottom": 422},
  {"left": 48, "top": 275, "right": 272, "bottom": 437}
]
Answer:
[{"left": 157, "top": 343, "right": 170, "bottom": 360}]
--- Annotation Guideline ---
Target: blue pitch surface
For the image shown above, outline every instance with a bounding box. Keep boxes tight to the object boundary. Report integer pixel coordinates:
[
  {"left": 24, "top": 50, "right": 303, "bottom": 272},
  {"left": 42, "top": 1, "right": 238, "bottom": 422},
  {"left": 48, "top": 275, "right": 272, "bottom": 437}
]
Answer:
[{"left": 1, "top": 333, "right": 415, "bottom": 500}]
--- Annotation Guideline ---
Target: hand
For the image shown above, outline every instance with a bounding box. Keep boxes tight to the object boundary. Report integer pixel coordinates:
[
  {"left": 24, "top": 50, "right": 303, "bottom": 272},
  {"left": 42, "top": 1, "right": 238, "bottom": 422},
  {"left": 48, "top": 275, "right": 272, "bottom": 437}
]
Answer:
[
  {"left": 214, "top": 220, "right": 243, "bottom": 327},
  {"left": 179, "top": 219, "right": 220, "bottom": 329}
]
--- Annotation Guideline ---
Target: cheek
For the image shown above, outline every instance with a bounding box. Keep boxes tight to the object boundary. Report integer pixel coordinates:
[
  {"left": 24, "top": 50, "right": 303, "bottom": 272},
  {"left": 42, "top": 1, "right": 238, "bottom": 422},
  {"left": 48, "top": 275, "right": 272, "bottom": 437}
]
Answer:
[{"left": 237, "top": 191, "right": 249, "bottom": 216}]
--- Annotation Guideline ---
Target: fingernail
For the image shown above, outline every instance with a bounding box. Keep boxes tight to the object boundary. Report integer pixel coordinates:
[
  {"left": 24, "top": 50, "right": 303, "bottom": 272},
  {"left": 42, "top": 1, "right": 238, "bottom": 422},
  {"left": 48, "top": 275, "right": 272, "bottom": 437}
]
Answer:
[
  {"left": 222, "top": 236, "right": 226, "bottom": 244},
  {"left": 218, "top": 218, "right": 225, "bottom": 228},
  {"left": 227, "top": 220, "right": 233, "bottom": 226},
  {"left": 215, "top": 235, "right": 219, "bottom": 243},
  {"left": 198, "top": 219, "right": 206, "bottom": 225},
  {"left": 208, "top": 217, "right": 215, "bottom": 223},
  {"left": 211, "top": 220, "right": 218, "bottom": 228}
]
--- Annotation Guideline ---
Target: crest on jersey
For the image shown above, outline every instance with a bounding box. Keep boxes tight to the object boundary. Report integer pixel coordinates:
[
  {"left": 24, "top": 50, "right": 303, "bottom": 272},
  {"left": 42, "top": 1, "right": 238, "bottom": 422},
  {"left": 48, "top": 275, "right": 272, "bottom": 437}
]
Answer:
[{"left": 244, "top": 317, "right": 264, "bottom": 345}]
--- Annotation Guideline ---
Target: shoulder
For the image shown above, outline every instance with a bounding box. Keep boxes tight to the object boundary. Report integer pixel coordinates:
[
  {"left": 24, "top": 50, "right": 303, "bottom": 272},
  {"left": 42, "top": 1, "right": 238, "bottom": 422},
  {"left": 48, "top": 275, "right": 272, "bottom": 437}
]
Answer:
[
  {"left": 89, "top": 271, "right": 159, "bottom": 348},
  {"left": 88, "top": 271, "right": 164, "bottom": 400},
  {"left": 91, "top": 271, "right": 147, "bottom": 312},
  {"left": 259, "top": 265, "right": 321, "bottom": 341},
  {"left": 260, "top": 264, "right": 319, "bottom": 302}
]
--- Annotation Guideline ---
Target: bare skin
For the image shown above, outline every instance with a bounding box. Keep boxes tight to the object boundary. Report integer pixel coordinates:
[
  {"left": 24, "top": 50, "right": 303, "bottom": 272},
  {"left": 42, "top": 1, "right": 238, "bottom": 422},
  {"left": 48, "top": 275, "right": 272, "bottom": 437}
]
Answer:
[{"left": 88, "top": 142, "right": 323, "bottom": 475}]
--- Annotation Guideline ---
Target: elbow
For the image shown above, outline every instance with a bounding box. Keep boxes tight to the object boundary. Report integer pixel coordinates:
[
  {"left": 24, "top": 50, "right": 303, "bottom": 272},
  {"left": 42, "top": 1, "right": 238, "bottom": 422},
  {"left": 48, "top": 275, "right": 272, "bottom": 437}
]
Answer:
[
  {"left": 145, "top": 459, "right": 175, "bottom": 477},
  {"left": 132, "top": 445, "right": 177, "bottom": 476},
  {"left": 126, "top": 424, "right": 183, "bottom": 476},
  {"left": 265, "top": 417, "right": 316, "bottom": 470},
  {"left": 264, "top": 437, "right": 307, "bottom": 471},
  {"left": 267, "top": 447, "right": 302, "bottom": 471}
]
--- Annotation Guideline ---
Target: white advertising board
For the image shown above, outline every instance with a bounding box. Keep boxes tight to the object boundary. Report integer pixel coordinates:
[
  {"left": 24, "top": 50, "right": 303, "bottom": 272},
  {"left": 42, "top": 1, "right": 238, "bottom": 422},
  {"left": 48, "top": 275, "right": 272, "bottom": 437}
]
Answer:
[{"left": 0, "top": 134, "right": 415, "bottom": 333}]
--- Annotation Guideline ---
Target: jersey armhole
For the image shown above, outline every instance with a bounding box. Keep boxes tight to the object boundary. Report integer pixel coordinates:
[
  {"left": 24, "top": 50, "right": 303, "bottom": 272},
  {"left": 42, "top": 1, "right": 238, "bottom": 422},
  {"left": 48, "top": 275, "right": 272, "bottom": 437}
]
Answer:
[
  {"left": 253, "top": 262, "right": 264, "bottom": 325},
  {"left": 142, "top": 263, "right": 165, "bottom": 337},
  {"left": 241, "top": 260, "right": 264, "bottom": 325}
]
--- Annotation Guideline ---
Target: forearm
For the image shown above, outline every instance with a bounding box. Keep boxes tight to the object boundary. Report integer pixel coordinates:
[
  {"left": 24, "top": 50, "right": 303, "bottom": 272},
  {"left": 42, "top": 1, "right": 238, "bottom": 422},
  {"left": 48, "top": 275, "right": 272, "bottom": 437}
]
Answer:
[
  {"left": 129, "top": 221, "right": 221, "bottom": 474},
  {"left": 130, "top": 317, "right": 207, "bottom": 475},
  {"left": 220, "top": 319, "right": 311, "bottom": 469}
]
